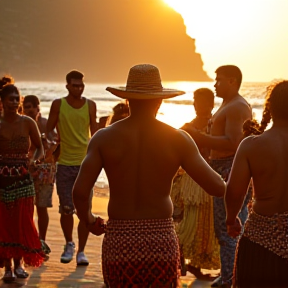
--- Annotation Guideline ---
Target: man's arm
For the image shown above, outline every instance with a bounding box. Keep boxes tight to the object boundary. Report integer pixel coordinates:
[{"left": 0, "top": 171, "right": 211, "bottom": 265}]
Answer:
[
  {"left": 28, "top": 117, "right": 44, "bottom": 163},
  {"left": 88, "top": 100, "right": 98, "bottom": 136},
  {"left": 46, "top": 99, "right": 61, "bottom": 134},
  {"left": 186, "top": 103, "right": 251, "bottom": 152},
  {"left": 73, "top": 132, "right": 103, "bottom": 225},
  {"left": 178, "top": 130, "right": 226, "bottom": 197},
  {"left": 225, "top": 138, "right": 252, "bottom": 236}
]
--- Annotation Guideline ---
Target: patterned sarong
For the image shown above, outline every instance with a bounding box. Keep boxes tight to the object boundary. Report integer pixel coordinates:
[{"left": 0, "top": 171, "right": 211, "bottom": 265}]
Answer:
[
  {"left": 210, "top": 156, "right": 251, "bottom": 284},
  {"left": 171, "top": 171, "right": 220, "bottom": 270},
  {"left": 102, "top": 218, "right": 180, "bottom": 287},
  {"left": 234, "top": 210, "right": 288, "bottom": 287}
]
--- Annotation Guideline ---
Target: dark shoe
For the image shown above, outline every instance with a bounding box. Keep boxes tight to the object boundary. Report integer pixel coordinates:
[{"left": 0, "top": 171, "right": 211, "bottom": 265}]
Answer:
[
  {"left": 2, "top": 270, "right": 16, "bottom": 283},
  {"left": 211, "top": 276, "right": 222, "bottom": 287},
  {"left": 14, "top": 266, "right": 29, "bottom": 278},
  {"left": 40, "top": 239, "right": 51, "bottom": 255}
]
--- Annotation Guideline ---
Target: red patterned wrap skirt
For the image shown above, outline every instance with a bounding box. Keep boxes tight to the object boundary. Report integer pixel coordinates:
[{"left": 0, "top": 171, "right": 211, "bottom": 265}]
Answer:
[
  {"left": 0, "top": 171, "right": 45, "bottom": 267},
  {"left": 102, "top": 218, "right": 180, "bottom": 287}
]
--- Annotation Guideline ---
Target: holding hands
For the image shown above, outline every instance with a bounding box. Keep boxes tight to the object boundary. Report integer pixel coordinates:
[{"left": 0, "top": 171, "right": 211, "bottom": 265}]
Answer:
[
  {"left": 226, "top": 217, "right": 242, "bottom": 238},
  {"left": 86, "top": 214, "right": 106, "bottom": 236}
]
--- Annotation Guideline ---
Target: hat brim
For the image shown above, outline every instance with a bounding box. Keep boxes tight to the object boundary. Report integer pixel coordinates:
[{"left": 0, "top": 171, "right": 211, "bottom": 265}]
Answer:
[{"left": 106, "top": 87, "right": 185, "bottom": 99}]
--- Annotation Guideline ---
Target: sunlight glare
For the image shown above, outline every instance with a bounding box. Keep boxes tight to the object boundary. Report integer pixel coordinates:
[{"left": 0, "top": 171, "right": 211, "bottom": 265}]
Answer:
[{"left": 162, "top": 0, "right": 288, "bottom": 82}]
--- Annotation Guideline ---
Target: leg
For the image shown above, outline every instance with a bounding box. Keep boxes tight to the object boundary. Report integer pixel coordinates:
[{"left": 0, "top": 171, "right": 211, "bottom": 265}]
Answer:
[
  {"left": 76, "top": 189, "right": 93, "bottom": 266},
  {"left": 60, "top": 213, "right": 74, "bottom": 243},
  {"left": 213, "top": 197, "right": 235, "bottom": 286},
  {"left": 56, "top": 165, "right": 78, "bottom": 263},
  {"left": 37, "top": 206, "right": 49, "bottom": 241},
  {"left": 2, "top": 259, "right": 15, "bottom": 283},
  {"left": 13, "top": 258, "right": 29, "bottom": 278},
  {"left": 77, "top": 221, "right": 89, "bottom": 253}
]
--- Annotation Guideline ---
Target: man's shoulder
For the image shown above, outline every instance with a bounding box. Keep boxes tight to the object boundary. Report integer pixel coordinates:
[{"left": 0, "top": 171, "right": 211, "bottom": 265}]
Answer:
[
  {"left": 227, "top": 95, "right": 251, "bottom": 114},
  {"left": 51, "top": 97, "right": 63, "bottom": 106}
]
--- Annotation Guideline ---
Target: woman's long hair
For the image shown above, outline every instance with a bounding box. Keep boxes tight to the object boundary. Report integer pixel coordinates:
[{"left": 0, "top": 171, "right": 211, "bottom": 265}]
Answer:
[{"left": 242, "top": 81, "right": 286, "bottom": 137}]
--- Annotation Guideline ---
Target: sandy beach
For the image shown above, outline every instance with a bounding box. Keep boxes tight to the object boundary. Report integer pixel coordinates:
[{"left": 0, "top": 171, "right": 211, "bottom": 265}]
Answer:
[{"left": 0, "top": 186, "right": 218, "bottom": 287}]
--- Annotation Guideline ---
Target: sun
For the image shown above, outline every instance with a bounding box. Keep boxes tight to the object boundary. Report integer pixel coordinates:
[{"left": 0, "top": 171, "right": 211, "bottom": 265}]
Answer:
[{"left": 162, "top": 0, "right": 188, "bottom": 13}]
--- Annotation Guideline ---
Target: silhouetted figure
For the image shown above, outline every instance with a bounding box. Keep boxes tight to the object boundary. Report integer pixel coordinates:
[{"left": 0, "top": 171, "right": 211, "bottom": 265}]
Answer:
[
  {"left": 0, "top": 84, "right": 44, "bottom": 282},
  {"left": 23, "top": 95, "right": 57, "bottom": 257},
  {"left": 185, "top": 65, "right": 252, "bottom": 288},
  {"left": 73, "top": 64, "right": 225, "bottom": 287},
  {"left": 172, "top": 88, "right": 220, "bottom": 281},
  {"left": 226, "top": 80, "right": 288, "bottom": 288}
]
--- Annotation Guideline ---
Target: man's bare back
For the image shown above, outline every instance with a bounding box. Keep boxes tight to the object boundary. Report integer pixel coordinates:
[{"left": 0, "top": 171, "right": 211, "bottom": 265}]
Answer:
[
  {"left": 229, "top": 129, "right": 288, "bottom": 216},
  {"left": 79, "top": 113, "right": 225, "bottom": 220}
]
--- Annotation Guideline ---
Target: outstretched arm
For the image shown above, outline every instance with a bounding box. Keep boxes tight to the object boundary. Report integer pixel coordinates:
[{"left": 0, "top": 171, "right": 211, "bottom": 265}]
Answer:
[
  {"left": 225, "top": 138, "right": 252, "bottom": 237},
  {"left": 185, "top": 103, "right": 251, "bottom": 152},
  {"left": 178, "top": 130, "right": 226, "bottom": 197},
  {"left": 73, "top": 133, "right": 104, "bottom": 229}
]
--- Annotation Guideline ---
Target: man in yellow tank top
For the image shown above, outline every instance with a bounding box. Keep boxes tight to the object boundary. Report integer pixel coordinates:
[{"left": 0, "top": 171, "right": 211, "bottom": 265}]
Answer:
[{"left": 46, "top": 70, "right": 97, "bottom": 265}]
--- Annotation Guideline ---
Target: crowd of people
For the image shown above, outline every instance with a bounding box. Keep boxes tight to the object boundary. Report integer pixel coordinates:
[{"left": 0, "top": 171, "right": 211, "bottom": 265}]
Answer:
[{"left": 0, "top": 64, "right": 287, "bottom": 288}]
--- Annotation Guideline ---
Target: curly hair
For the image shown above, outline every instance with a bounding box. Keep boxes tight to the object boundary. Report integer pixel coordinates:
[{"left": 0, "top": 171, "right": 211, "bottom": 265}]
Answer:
[
  {"left": 0, "top": 75, "right": 14, "bottom": 89},
  {"left": 0, "top": 84, "right": 20, "bottom": 101},
  {"left": 243, "top": 80, "right": 288, "bottom": 137}
]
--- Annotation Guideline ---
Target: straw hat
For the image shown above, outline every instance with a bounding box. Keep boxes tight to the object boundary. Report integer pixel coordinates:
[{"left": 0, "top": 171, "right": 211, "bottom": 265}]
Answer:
[{"left": 106, "top": 64, "right": 185, "bottom": 99}]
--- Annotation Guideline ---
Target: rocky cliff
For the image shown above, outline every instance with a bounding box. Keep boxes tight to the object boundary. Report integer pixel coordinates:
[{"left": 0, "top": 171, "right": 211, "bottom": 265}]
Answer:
[{"left": 0, "top": 0, "right": 211, "bottom": 82}]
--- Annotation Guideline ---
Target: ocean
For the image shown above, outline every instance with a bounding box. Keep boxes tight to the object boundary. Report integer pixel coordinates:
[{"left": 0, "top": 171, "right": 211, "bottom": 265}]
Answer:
[
  {"left": 17, "top": 80, "right": 269, "bottom": 127},
  {"left": 16, "top": 80, "right": 270, "bottom": 188}
]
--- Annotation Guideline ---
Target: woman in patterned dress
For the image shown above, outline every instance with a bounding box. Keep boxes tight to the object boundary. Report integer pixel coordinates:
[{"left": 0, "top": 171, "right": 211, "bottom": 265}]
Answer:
[{"left": 0, "top": 84, "right": 44, "bottom": 282}]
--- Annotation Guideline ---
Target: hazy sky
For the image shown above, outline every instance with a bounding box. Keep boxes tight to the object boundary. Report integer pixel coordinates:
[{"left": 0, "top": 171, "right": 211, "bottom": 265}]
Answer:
[{"left": 163, "top": 0, "right": 288, "bottom": 82}]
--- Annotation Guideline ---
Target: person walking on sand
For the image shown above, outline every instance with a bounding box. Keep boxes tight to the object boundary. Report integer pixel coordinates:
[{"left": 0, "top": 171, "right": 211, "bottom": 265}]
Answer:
[
  {"left": 23, "top": 95, "right": 57, "bottom": 257},
  {"left": 184, "top": 65, "right": 252, "bottom": 288},
  {"left": 225, "top": 80, "right": 288, "bottom": 288},
  {"left": 46, "top": 70, "right": 97, "bottom": 266},
  {"left": 0, "top": 84, "right": 45, "bottom": 282},
  {"left": 73, "top": 64, "right": 226, "bottom": 287},
  {"left": 171, "top": 88, "right": 220, "bottom": 280}
]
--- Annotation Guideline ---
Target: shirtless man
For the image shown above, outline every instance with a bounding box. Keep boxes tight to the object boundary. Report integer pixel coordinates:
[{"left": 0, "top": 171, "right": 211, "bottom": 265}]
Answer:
[
  {"left": 73, "top": 64, "right": 226, "bottom": 287},
  {"left": 184, "top": 65, "right": 252, "bottom": 288},
  {"left": 225, "top": 80, "right": 288, "bottom": 287}
]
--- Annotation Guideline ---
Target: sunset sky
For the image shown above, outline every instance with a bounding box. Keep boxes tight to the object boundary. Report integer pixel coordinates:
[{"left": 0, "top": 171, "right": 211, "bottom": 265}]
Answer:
[{"left": 163, "top": 0, "right": 288, "bottom": 82}]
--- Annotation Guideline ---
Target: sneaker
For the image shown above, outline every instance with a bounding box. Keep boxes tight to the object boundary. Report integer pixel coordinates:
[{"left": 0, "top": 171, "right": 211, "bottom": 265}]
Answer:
[
  {"left": 76, "top": 252, "right": 89, "bottom": 266},
  {"left": 60, "top": 242, "right": 75, "bottom": 263}
]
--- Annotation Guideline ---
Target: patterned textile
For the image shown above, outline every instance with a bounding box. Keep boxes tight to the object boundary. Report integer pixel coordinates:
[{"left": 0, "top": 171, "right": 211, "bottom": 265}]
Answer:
[
  {"left": 0, "top": 154, "right": 44, "bottom": 268},
  {"left": 210, "top": 156, "right": 251, "bottom": 284},
  {"left": 102, "top": 218, "right": 180, "bottom": 287},
  {"left": 243, "top": 209, "right": 288, "bottom": 259},
  {"left": 30, "top": 163, "right": 56, "bottom": 208},
  {"left": 171, "top": 172, "right": 220, "bottom": 270},
  {"left": 234, "top": 236, "right": 288, "bottom": 288}
]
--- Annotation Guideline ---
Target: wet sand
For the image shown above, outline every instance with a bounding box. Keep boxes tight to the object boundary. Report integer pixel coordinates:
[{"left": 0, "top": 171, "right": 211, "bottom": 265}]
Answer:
[{"left": 0, "top": 186, "right": 218, "bottom": 287}]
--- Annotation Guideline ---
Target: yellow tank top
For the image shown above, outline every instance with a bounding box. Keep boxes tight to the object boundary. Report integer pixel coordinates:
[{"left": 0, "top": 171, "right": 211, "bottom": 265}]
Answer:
[{"left": 58, "top": 98, "right": 90, "bottom": 166}]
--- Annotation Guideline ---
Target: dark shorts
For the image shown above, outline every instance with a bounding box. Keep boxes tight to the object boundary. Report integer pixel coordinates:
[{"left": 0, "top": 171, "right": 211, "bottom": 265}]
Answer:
[
  {"left": 56, "top": 164, "right": 80, "bottom": 215},
  {"left": 56, "top": 164, "right": 92, "bottom": 215}
]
